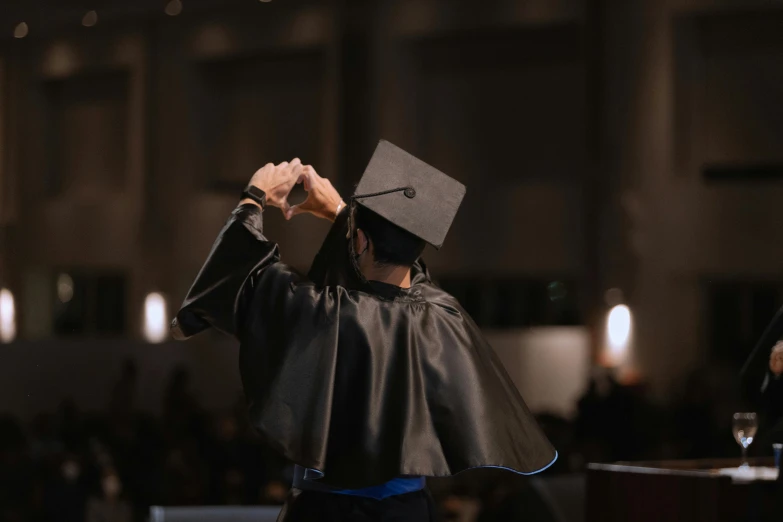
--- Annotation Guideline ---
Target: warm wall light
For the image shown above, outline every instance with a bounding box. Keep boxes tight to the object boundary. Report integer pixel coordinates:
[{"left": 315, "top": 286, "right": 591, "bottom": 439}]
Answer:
[
  {"left": 608, "top": 304, "right": 631, "bottom": 348},
  {"left": 14, "top": 22, "right": 29, "bottom": 39},
  {"left": 165, "top": 0, "right": 183, "bottom": 16},
  {"left": 0, "top": 288, "right": 16, "bottom": 343},
  {"left": 82, "top": 10, "right": 98, "bottom": 27},
  {"left": 143, "top": 292, "right": 168, "bottom": 343},
  {"left": 606, "top": 304, "right": 632, "bottom": 363},
  {"left": 57, "top": 273, "right": 74, "bottom": 303}
]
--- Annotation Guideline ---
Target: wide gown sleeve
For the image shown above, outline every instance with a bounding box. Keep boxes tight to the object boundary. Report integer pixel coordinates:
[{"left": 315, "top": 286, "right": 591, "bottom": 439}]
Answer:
[{"left": 171, "top": 203, "right": 289, "bottom": 340}]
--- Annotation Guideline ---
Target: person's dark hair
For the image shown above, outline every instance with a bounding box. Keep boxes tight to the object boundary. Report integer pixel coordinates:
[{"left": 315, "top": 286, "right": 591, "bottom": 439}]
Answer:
[{"left": 354, "top": 204, "right": 425, "bottom": 267}]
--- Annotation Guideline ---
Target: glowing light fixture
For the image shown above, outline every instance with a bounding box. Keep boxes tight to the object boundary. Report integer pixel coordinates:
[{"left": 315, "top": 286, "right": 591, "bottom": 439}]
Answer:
[
  {"left": 0, "top": 288, "right": 16, "bottom": 343},
  {"left": 165, "top": 0, "right": 183, "bottom": 16},
  {"left": 607, "top": 304, "right": 632, "bottom": 359},
  {"left": 57, "top": 273, "right": 74, "bottom": 303},
  {"left": 14, "top": 22, "right": 29, "bottom": 39},
  {"left": 143, "top": 292, "right": 168, "bottom": 343}
]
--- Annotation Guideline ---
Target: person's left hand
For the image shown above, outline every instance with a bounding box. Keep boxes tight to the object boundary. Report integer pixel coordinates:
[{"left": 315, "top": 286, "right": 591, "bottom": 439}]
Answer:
[
  {"left": 247, "top": 158, "right": 303, "bottom": 214},
  {"left": 285, "top": 165, "right": 344, "bottom": 222}
]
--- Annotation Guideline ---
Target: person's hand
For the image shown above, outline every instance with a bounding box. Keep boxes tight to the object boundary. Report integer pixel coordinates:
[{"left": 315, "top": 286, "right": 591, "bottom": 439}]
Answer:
[
  {"left": 245, "top": 158, "right": 303, "bottom": 214},
  {"left": 285, "top": 165, "right": 344, "bottom": 222},
  {"left": 771, "top": 342, "right": 783, "bottom": 376}
]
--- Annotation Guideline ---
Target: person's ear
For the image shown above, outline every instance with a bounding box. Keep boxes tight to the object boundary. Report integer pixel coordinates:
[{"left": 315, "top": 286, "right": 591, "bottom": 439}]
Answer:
[{"left": 355, "top": 229, "right": 370, "bottom": 257}]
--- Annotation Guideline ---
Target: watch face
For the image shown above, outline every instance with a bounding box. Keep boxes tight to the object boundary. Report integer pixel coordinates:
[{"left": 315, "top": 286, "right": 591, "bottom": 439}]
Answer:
[
  {"left": 244, "top": 185, "right": 266, "bottom": 207},
  {"left": 245, "top": 186, "right": 263, "bottom": 198}
]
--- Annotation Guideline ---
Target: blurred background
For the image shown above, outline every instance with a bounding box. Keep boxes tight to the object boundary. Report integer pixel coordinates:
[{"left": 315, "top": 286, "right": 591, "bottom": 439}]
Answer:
[{"left": 1, "top": 0, "right": 782, "bottom": 520}]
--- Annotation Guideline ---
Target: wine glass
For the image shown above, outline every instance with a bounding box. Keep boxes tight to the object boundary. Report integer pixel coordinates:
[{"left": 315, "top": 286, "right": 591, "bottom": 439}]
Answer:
[{"left": 732, "top": 412, "right": 758, "bottom": 469}]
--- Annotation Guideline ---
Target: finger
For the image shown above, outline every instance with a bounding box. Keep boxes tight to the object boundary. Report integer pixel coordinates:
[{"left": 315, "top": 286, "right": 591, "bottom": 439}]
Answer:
[
  {"left": 285, "top": 204, "right": 307, "bottom": 220},
  {"left": 299, "top": 171, "right": 312, "bottom": 191},
  {"left": 277, "top": 161, "right": 289, "bottom": 169},
  {"left": 295, "top": 166, "right": 309, "bottom": 184},
  {"left": 290, "top": 161, "right": 304, "bottom": 179},
  {"left": 287, "top": 194, "right": 319, "bottom": 218},
  {"left": 253, "top": 163, "right": 273, "bottom": 177},
  {"left": 289, "top": 158, "right": 301, "bottom": 169},
  {"left": 279, "top": 199, "right": 291, "bottom": 216}
]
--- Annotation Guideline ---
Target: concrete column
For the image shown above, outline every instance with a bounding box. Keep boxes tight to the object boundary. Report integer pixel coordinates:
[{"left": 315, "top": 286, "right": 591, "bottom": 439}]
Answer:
[{"left": 601, "top": 0, "right": 697, "bottom": 398}]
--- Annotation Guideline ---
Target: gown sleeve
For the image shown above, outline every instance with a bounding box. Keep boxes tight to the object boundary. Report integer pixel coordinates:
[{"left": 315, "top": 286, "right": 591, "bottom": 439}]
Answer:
[{"left": 171, "top": 203, "right": 291, "bottom": 340}]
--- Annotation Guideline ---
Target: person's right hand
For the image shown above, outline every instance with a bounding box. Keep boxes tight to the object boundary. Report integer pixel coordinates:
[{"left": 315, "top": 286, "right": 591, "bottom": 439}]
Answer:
[
  {"left": 285, "top": 166, "right": 344, "bottom": 222},
  {"left": 246, "top": 158, "right": 303, "bottom": 214},
  {"left": 770, "top": 341, "right": 783, "bottom": 376}
]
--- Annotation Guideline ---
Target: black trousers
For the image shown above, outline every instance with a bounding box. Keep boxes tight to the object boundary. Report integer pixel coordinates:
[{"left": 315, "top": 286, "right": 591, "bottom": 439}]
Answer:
[{"left": 277, "top": 488, "right": 435, "bottom": 522}]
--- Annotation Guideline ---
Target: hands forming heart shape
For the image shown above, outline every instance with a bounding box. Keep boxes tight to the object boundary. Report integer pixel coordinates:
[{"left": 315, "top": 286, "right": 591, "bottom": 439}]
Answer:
[{"left": 247, "top": 159, "right": 345, "bottom": 222}]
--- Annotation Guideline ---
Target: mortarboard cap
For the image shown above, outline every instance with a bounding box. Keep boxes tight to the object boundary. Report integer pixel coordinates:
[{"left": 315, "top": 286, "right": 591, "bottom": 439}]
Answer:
[{"left": 353, "top": 140, "right": 466, "bottom": 249}]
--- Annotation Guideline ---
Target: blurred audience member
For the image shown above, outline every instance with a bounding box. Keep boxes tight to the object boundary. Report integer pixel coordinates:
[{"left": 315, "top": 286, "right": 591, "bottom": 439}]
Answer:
[
  {"left": 163, "top": 366, "right": 206, "bottom": 446},
  {"left": 0, "top": 416, "right": 34, "bottom": 522},
  {"left": 30, "top": 414, "right": 64, "bottom": 463},
  {"left": 110, "top": 359, "right": 138, "bottom": 418},
  {"left": 163, "top": 438, "right": 208, "bottom": 505},
  {"left": 574, "top": 367, "right": 665, "bottom": 464},
  {"left": 261, "top": 480, "right": 289, "bottom": 506},
  {"left": 56, "top": 399, "right": 87, "bottom": 454},
  {"left": 0, "top": 358, "right": 758, "bottom": 520},
  {"left": 86, "top": 468, "right": 133, "bottom": 522},
  {"left": 43, "top": 455, "right": 88, "bottom": 522},
  {"left": 672, "top": 368, "right": 717, "bottom": 459},
  {"left": 476, "top": 480, "right": 556, "bottom": 522}
]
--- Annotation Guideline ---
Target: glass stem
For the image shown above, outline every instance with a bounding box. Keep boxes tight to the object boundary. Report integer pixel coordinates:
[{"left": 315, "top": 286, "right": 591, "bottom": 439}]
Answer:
[{"left": 741, "top": 446, "right": 748, "bottom": 467}]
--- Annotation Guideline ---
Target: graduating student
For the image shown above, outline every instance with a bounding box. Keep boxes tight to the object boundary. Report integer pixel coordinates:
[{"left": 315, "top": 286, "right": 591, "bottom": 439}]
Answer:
[{"left": 172, "top": 141, "right": 557, "bottom": 521}]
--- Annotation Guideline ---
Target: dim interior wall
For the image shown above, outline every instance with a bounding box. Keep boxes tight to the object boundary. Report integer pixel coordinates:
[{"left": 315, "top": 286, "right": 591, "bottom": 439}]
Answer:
[
  {"left": 608, "top": 1, "right": 783, "bottom": 399},
  {"left": 381, "top": 20, "right": 587, "bottom": 278},
  {"left": 485, "top": 327, "right": 591, "bottom": 420},
  {"left": 6, "top": 0, "right": 783, "bottom": 408},
  {"left": 1, "top": 3, "right": 592, "bottom": 422},
  {"left": 11, "top": 31, "right": 150, "bottom": 339},
  {"left": 4, "top": 6, "right": 588, "bottom": 333}
]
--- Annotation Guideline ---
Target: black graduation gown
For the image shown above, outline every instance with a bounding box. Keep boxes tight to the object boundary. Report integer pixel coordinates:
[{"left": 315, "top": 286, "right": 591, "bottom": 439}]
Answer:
[{"left": 172, "top": 204, "right": 557, "bottom": 489}]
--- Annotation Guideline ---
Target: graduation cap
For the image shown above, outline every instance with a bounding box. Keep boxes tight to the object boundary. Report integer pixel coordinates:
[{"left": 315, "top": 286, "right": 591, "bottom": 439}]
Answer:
[{"left": 352, "top": 140, "right": 466, "bottom": 249}]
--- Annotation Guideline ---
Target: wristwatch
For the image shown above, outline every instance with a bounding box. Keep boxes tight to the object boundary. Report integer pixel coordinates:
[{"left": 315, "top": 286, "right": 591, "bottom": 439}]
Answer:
[{"left": 241, "top": 185, "right": 267, "bottom": 209}]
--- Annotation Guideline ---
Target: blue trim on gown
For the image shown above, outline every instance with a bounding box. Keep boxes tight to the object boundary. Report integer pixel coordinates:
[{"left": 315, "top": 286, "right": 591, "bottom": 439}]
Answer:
[
  {"left": 292, "top": 451, "right": 558, "bottom": 500},
  {"left": 293, "top": 466, "right": 425, "bottom": 500}
]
